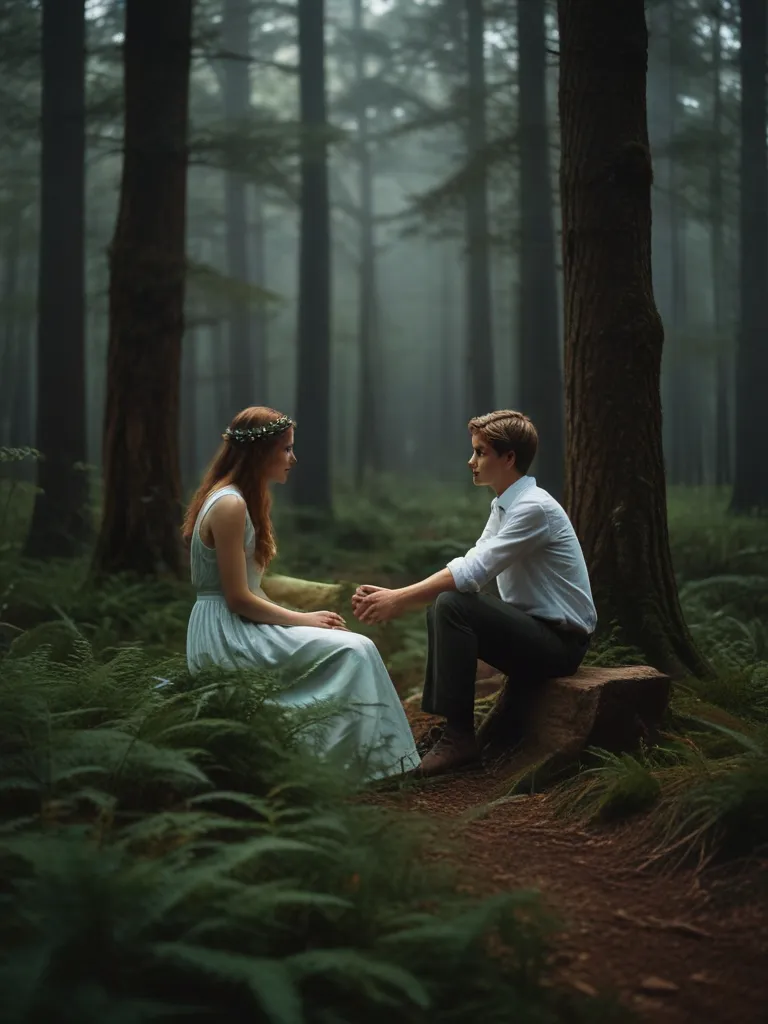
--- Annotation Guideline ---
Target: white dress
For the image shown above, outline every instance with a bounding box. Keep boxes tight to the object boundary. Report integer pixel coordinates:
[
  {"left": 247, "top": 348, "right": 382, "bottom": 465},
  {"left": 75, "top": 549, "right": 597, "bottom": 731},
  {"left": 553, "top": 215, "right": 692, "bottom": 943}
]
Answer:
[{"left": 186, "top": 486, "right": 420, "bottom": 779}]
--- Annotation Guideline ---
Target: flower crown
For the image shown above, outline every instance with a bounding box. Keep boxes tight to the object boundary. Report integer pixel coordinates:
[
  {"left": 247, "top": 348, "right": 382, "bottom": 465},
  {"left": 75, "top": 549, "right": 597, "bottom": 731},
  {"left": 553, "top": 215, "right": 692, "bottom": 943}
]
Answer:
[{"left": 222, "top": 415, "right": 295, "bottom": 444}]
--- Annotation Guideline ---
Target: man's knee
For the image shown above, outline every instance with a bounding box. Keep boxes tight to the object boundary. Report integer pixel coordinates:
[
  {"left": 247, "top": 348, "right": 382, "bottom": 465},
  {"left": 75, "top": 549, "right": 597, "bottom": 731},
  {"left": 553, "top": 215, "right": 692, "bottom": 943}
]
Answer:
[{"left": 434, "top": 589, "right": 474, "bottom": 619}]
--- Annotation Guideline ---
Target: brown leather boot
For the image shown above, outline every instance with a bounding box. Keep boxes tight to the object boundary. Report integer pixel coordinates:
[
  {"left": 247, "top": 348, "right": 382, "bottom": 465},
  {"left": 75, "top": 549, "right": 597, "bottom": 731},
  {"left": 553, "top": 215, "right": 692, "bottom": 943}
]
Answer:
[{"left": 416, "top": 728, "right": 481, "bottom": 778}]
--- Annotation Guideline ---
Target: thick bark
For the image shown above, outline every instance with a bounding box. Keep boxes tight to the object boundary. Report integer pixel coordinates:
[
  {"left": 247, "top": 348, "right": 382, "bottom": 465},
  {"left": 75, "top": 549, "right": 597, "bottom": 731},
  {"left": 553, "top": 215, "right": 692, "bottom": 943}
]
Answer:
[
  {"left": 710, "top": 4, "right": 732, "bottom": 488},
  {"left": 557, "top": 0, "right": 708, "bottom": 678},
  {"left": 222, "top": 0, "right": 262, "bottom": 410},
  {"left": 294, "top": 0, "right": 332, "bottom": 510},
  {"left": 24, "top": 0, "right": 89, "bottom": 557},
  {"left": 352, "top": 0, "right": 382, "bottom": 485},
  {"left": 464, "top": 0, "right": 494, "bottom": 415},
  {"left": 92, "top": 0, "right": 192, "bottom": 577},
  {"left": 517, "top": 0, "right": 563, "bottom": 498},
  {"left": 730, "top": 0, "right": 768, "bottom": 513}
]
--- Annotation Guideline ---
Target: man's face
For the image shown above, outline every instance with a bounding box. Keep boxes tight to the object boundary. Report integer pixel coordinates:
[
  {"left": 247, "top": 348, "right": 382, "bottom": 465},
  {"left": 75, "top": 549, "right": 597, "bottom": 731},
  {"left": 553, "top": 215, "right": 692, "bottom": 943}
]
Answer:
[{"left": 467, "top": 431, "right": 514, "bottom": 491}]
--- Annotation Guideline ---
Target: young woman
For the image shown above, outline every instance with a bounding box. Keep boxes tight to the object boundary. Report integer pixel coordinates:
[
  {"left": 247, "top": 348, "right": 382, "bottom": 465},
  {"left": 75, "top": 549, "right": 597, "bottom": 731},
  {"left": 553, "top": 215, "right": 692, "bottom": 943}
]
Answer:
[{"left": 182, "top": 406, "right": 419, "bottom": 779}]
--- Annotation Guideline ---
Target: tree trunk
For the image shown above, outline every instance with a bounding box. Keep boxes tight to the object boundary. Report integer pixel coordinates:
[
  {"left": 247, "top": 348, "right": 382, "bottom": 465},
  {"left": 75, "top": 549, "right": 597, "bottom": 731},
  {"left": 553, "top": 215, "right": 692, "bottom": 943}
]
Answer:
[
  {"left": 212, "top": 314, "right": 232, "bottom": 430},
  {"left": 92, "top": 0, "right": 192, "bottom": 577},
  {"left": 10, "top": 317, "right": 34, "bottom": 462},
  {"left": 251, "top": 186, "right": 268, "bottom": 401},
  {"left": 710, "top": 3, "right": 732, "bottom": 488},
  {"left": 294, "top": 0, "right": 332, "bottom": 511},
  {"left": 668, "top": 197, "right": 705, "bottom": 486},
  {"left": 222, "top": 0, "right": 261, "bottom": 410},
  {"left": 440, "top": 243, "right": 460, "bottom": 479},
  {"left": 517, "top": 0, "right": 563, "bottom": 498},
  {"left": 352, "top": 0, "right": 382, "bottom": 486},
  {"left": 730, "top": 0, "right": 768, "bottom": 513},
  {"left": 0, "top": 206, "right": 22, "bottom": 444},
  {"left": 24, "top": 0, "right": 89, "bottom": 558},
  {"left": 464, "top": 0, "right": 494, "bottom": 415},
  {"left": 180, "top": 326, "right": 199, "bottom": 495},
  {"left": 557, "top": 0, "right": 708, "bottom": 679}
]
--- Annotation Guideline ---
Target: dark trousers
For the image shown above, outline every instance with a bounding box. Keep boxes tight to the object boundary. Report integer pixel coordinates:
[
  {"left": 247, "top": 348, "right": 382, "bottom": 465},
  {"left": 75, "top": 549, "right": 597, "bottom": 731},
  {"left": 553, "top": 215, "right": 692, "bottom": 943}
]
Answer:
[{"left": 422, "top": 591, "right": 590, "bottom": 728}]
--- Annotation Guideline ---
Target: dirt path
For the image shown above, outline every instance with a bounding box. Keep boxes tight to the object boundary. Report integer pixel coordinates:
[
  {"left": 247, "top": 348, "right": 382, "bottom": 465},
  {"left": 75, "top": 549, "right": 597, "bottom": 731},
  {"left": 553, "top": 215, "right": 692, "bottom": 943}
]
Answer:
[{"left": 373, "top": 714, "right": 768, "bottom": 1023}]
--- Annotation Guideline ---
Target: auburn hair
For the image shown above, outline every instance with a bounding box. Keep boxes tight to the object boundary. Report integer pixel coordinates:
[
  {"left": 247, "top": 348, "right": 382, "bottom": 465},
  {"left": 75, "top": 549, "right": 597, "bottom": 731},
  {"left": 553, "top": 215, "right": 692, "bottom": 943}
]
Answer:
[
  {"left": 468, "top": 409, "right": 538, "bottom": 474},
  {"left": 182, "top": 406, "right": 293, "bottom": 569}
]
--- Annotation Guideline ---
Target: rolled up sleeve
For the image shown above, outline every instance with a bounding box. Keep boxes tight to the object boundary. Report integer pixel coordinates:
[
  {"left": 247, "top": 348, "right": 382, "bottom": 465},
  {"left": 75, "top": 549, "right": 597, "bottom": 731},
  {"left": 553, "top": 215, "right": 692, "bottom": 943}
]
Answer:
[
  {"left": 447, "top": 503, "right": 550, "bottom": 593},
  {"left": 447, "top": 551, "right": 482, "bottom": 592}
]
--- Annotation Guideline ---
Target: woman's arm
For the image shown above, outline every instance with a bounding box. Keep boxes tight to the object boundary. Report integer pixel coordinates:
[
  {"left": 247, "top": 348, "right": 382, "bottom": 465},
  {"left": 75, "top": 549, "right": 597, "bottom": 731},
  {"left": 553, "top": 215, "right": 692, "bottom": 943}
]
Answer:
[{"left": 208, "top": 497, "right": 344, "bottom": 628}]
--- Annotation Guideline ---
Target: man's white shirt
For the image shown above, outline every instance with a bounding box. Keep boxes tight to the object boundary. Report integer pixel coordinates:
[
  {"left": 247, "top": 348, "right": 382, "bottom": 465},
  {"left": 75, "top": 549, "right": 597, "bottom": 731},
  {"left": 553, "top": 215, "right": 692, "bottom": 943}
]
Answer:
[{"left": 446, "top": 475, "right": 597, "bottom": 635}]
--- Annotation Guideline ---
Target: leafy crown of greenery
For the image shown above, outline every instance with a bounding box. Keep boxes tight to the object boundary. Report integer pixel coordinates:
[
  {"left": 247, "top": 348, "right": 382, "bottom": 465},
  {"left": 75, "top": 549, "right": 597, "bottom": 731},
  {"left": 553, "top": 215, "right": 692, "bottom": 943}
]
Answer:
[{"left": 222, "top": 416, "right": 295, "bottom": 444}]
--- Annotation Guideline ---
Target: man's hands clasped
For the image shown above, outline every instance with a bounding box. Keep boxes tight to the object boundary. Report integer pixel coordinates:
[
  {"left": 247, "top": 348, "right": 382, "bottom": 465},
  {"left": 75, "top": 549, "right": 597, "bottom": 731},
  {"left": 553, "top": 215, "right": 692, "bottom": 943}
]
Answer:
[
  {"left": 293, "top": 585, "right": 407, "bottom": 629},
  {"left": 294, "top": 587, "right": 405, "bottom": 630},
  {"left": 351, "top": 585, "right": 404, "bottom": 625}
]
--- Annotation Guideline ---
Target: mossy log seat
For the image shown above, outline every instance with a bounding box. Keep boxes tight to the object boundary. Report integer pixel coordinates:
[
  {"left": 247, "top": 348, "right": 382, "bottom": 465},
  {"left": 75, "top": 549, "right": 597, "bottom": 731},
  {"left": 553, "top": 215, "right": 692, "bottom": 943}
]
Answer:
[
  {"left": 261, "top": 575, "right": 345, "bottom": 610},
  {"left": 474, "top": 665, "right": 671, "bottom": 764}
]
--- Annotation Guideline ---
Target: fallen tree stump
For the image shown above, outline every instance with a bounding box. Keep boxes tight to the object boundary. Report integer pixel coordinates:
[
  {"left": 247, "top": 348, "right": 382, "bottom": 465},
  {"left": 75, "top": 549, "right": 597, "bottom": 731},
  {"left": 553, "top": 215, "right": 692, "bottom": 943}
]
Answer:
[{"left": 477, "top": 665, "right": 671, "bottom": 765}]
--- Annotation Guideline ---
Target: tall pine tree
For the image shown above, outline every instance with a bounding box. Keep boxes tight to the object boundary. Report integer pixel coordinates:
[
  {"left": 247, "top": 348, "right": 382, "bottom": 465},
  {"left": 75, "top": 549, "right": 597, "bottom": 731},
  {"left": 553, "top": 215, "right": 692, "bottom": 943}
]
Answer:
[
  {"left": 294, "top": 0, "right": 332, "bottom": 510},
  {"left": 92, "top": 0, "right": 193, "bottom": 576},
  {"left": 558, "top": 0, "right": 707, "bottom": 677},
  {"left": 25, "top": 0, "right": 88, "bottom": 558},
  {"left": 731, "top": 0, "right": 768, "bottom": 513}
]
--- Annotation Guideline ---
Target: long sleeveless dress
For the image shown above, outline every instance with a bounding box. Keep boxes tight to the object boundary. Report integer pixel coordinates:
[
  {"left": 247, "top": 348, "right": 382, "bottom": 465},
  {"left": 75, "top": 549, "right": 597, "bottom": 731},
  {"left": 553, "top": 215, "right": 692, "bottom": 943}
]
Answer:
[{"left": 186, "top": 486, "right": 420, "bottom": 779}]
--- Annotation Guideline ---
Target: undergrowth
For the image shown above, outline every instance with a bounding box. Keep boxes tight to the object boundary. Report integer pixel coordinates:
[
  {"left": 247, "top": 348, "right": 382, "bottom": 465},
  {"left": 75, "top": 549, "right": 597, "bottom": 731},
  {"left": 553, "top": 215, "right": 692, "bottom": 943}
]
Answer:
[
  {"left": 552, "top": 720, "right": 768, "bottom": 869},
  {"left": 0, "top": 631, "right": 617, "bottom": 1023}
]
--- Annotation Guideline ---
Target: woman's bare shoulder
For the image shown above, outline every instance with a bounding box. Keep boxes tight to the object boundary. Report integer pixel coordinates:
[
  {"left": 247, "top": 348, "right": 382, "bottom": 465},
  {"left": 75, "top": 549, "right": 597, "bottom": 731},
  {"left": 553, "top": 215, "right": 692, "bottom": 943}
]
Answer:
[
  {"left": 203, "top": 492, "right": 246, "bottom": 536},
  {"left": 207, "top": 492, "right": 245, "bottom": 517}
]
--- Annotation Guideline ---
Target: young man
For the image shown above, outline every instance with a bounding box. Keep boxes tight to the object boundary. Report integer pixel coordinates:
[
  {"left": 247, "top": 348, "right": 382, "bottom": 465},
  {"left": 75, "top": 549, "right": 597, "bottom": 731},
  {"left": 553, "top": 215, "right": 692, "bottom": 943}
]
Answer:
[{"left": 352, "top": 410, "right": 596, "bottom": 777}]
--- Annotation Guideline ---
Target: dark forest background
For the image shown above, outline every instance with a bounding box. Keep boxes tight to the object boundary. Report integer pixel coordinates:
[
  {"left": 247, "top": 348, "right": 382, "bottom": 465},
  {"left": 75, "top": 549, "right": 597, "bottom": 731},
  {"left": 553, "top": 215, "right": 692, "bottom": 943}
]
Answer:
[
  {"left": 1, "top": 4, "right": 768, "bottom": 1018},
  {"left": 3, "top": 0, "right": 766, "bottom": 511}
]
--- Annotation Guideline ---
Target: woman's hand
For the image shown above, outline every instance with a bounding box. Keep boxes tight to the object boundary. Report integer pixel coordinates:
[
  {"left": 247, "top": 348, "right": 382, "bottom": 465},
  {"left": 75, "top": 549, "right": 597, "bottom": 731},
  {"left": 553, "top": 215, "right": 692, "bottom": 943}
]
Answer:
[{"left": 299, "top": 610, "right": 349, "bottom": 630}]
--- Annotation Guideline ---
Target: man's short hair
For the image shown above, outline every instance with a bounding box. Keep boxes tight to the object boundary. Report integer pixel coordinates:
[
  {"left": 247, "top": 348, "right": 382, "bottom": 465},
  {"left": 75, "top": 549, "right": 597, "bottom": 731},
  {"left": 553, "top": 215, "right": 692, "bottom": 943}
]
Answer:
[{"left": 468, "top": 410, "right": 538, "bottom": 475}]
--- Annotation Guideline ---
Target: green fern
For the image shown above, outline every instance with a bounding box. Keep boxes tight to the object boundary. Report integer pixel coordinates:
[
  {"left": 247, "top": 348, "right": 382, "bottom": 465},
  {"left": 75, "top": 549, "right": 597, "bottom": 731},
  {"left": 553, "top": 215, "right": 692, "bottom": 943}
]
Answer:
[{"left": 0, "top": 627, "right": 623, "bottom": 1023}]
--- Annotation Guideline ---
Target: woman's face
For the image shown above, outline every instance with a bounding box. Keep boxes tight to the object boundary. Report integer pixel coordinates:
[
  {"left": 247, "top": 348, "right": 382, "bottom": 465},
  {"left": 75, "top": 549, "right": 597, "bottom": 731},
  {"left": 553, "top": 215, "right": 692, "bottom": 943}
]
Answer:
[{"left": 264, "top": 426, "right": 297, "bottom": 484}]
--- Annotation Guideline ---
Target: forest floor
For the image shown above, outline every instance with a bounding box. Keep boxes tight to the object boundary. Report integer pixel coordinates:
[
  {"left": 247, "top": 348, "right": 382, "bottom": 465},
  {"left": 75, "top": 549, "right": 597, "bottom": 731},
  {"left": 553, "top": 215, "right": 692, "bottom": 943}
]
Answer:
[{"left": 368, "top": 705, "right": 768, "bottom": 1024}]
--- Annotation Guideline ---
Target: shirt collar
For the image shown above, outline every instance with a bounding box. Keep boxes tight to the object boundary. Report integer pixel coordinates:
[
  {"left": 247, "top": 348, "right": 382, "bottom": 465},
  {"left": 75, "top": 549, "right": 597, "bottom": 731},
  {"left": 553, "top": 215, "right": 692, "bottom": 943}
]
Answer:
[{"left": 494, "top": 475, "right": 536, "bottom": 515}]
